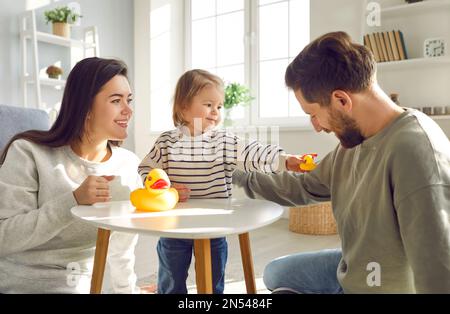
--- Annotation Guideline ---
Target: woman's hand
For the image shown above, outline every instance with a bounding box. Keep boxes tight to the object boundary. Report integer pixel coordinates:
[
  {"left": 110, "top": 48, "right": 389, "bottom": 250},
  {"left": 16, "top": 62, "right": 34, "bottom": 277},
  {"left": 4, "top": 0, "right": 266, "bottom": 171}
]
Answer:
[
  {"left": 73, "top": 175, "right": 115, "bottom": 205},
  {"left": 139, "top": 284, "right": 157, "bottom": 294},
  {"left": 172, "top": 183, "right": 191, "bottom": 202}
]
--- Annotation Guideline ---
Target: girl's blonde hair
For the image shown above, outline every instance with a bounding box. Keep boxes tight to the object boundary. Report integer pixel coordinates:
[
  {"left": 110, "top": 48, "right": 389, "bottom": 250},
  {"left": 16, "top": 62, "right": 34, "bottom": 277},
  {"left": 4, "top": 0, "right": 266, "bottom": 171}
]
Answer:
[{"left": 172, "top": 69, "right": 224, "bottom": 126}]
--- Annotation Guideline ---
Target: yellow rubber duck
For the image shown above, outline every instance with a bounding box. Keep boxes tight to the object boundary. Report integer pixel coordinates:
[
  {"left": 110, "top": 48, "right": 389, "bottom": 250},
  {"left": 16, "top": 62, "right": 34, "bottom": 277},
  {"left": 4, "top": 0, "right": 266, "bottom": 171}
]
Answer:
[
  {"left": 130, "top": 168, "right": 179, "bottom": 212},
  {"left": 299, "top": 154, "right": 318, "bottom": 172}
]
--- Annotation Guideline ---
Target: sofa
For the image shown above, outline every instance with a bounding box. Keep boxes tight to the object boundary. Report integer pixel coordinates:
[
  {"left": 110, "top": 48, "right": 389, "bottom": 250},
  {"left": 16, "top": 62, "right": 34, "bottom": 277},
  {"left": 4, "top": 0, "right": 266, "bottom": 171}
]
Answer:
[{"left": 0, "top": 104, "right": 50, "bottom": 154}]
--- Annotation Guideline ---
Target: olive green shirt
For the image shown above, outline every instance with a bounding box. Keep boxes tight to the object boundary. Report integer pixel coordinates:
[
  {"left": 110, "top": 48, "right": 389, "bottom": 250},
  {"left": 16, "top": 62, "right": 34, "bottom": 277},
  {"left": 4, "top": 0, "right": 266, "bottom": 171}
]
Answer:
[{"left": 233, "top": 109, "right": 450, "bottom": 293}]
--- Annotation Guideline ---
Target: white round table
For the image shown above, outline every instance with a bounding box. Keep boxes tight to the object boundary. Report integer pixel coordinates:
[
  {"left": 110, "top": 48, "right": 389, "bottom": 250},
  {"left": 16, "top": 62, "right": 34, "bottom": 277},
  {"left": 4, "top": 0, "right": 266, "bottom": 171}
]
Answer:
[{"left": 71, "top": 198, "right": 284, "bottom": 294}]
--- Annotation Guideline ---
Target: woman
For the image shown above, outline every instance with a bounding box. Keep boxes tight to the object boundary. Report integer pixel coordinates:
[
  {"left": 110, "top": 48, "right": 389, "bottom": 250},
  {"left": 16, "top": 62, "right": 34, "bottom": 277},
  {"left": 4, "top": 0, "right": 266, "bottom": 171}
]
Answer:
[{"left": 0, "top": 57, "right": 142, "bottom": 293}]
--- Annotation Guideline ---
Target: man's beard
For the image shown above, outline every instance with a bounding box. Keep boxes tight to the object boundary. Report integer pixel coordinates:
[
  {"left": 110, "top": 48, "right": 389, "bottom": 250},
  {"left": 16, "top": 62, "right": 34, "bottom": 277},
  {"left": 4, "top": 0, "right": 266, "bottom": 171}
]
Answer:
[{"left": 328, "top": 108, "right": 365, "bottom": 149}]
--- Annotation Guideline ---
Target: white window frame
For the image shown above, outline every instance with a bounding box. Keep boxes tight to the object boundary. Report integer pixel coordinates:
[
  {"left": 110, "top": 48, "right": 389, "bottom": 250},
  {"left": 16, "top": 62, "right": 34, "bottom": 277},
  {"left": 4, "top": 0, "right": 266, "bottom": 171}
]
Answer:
[
  {"left": 185, "top": 0, "right": 311, "bottom": 129},
  {"left": 184, "top": 0, "right": 251, "bottom": 127}
]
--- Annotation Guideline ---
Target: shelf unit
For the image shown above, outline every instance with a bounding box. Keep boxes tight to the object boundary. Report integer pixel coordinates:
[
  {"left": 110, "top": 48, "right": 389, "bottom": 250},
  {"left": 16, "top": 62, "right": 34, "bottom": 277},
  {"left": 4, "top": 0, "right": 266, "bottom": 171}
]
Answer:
[
  {"left": 38, "top": 77, "right": 67, "bottom": 88},
  {"left": 377, "top": 56, "right": 450, "bottom": 70},
  {"left": 378, "top": 0, "right": 450, "bottom": 16},
  {"left": 431, "top": 115, "right": 450, "bottom": 120},
  {"left": 364, "top": 0, "right": 450, "bottom": 16},
  {"left": 19, "top": 9, "right": 99, "bottom": 110},
  {"left": 362, "top": 0, "right": 450, "bottom": 124}
]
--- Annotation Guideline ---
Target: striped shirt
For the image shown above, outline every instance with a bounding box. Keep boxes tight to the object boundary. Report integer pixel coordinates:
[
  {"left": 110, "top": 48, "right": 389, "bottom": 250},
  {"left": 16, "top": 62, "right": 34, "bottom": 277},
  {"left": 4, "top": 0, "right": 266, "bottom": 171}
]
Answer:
[{"left": 138, "top": 128, "right": 287, "bottom": 199}]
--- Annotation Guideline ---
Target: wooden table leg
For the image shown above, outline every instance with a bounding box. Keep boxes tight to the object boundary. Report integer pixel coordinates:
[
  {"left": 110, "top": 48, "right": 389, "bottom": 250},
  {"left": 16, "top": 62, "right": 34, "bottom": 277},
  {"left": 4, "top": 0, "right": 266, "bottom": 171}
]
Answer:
[
  {"left": 194, "top": 239, "right": 213, "bottom": 294},
  {"left": 90, "top": 228, "right": 110, "bottom": 294},
  {"left": 239, "top": 232, "right": 257, "bottom": 294}
]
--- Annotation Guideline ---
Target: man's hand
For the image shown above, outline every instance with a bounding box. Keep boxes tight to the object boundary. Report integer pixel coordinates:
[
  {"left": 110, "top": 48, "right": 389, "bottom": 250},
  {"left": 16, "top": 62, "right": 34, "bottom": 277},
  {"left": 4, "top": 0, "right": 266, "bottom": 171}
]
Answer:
[
  {"left": 286, "top": 154, "right": 319, "bottom": 173},
  {"left": 285, "top": 155, "right": 306, "bottom": 172},
  {"left": 172, "top": 183, "right": 191, "bottom": 202},
  {"left": 73, "top": 175, "right": 115, "bottom": 205}
]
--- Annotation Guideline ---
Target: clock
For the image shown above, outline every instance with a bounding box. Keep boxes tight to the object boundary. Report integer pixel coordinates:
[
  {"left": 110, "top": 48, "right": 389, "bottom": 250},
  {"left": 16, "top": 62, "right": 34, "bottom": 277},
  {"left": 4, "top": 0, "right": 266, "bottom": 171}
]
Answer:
[{"left": 424, "top": 38, "right": 446, "bottom": 58}]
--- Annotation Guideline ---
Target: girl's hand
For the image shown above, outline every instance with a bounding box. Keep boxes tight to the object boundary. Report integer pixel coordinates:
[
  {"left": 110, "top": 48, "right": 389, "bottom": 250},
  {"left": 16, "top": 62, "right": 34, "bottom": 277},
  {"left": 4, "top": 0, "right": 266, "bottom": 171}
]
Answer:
[
  {"left": 73, "top": 175, "right": 115, "bottom": 205},
  {"left": 172, "top": 183, "right": 191, "bottom": 202},
  {"left": 285, "top": 155, "right": 306, "bottom": 172}
]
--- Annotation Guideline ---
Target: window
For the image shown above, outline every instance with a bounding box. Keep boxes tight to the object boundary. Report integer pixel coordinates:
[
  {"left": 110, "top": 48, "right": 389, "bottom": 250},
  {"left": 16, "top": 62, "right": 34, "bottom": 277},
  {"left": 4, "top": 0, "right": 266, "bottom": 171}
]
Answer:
[
  {"left": 257, "top": 0, "right": 310, "bottom": 124},
  {"left": 188, "top": 0, "right": 247, "bottom": 121},
  {"left": 188, "top": 0, "right": 310, "bottom": 127},
  {"left": 149, "top": 3, "right": 176, "bottom": 132}
]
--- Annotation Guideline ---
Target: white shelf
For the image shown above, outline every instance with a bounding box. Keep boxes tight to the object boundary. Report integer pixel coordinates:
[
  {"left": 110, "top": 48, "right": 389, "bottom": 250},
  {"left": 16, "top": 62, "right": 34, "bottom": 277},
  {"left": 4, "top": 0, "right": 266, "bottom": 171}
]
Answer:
[
  {"left": 20, "top": 9, "right": 99, "bottom": 108},
  {"left": 368, "top": 0, "right": 450, "bottom": 17},
  {"left": 377, "top": 56, "right": 450, "bottom": 70},
  {"left": 26, "top": 77, "right": 66, "bottom": 87},
  {"left": 39, "top": 78, "right": 66, "bottom": 87},
  {"left": 431, "top": 115, "right": 450, "bottom": 120},
  {"left": 22, "top": 30, "right": 95, "bottom": 49}
]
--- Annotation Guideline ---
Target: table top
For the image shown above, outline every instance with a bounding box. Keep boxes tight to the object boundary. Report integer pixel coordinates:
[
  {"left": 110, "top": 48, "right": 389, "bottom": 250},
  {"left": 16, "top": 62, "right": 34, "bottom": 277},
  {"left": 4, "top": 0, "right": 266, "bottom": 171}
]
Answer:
[{"left": 71, "top": 198, "right": 284, "bottom": 239}]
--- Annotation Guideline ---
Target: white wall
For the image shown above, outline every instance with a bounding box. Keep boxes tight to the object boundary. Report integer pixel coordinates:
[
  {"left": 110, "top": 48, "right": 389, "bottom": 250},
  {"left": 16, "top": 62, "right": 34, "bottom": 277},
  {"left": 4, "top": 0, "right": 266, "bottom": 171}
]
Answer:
[
  {"left": 134, "top": 0, "right": 185, "bottom": 158},
  {"left": 364, "top": 0, "right": 450, "bottom": 136},
  {"left": 0, "top": 1, "right": 27, "bottom": 107},
  {"left": 311, "top": 0, "right": 365, "bottom": 40}
]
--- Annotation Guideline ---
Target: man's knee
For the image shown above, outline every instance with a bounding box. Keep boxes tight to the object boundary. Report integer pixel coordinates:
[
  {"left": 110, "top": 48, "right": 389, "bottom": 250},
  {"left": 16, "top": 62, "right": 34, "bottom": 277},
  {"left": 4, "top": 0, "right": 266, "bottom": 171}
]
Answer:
[{"left": 263, "top": 259, "right": 283, "bottom": 290}]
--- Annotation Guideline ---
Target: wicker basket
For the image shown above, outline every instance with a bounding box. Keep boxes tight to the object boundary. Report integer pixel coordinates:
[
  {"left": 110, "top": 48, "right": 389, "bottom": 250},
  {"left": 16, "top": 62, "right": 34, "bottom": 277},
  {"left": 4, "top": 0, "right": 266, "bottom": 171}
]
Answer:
[{"left": 289, "top": 202, "right": 337, "bottom": 235}]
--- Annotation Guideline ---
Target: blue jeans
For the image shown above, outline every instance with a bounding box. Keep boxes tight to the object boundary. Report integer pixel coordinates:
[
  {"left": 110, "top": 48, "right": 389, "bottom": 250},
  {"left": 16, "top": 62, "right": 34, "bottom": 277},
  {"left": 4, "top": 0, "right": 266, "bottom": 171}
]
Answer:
[
  {"left": 263, "top": 248, "right": 344, "bottom": 294},
  {"left": 157, "top": 237, "right": 228, "bottom": 294}
]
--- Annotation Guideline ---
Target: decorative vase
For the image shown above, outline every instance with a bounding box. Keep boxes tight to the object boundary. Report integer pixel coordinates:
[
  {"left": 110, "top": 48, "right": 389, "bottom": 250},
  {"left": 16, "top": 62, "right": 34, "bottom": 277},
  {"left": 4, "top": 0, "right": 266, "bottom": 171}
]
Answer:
[
  {"left": 223, "top": 108, "right": 233, "bottom": 127},
  {"left": 52, "top": 22, "right": 70, "bottom": 38}
]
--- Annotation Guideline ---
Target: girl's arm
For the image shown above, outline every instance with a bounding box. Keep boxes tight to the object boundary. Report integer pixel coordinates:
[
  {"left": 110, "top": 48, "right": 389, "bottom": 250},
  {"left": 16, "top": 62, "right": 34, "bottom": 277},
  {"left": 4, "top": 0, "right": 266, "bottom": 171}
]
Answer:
[
  {"left": 138, "top": 144, "right": 163, "bottom": 183},
  {"left": 234, "top": 137, "right": 287, "bottom": 173},
  {"left": 138, "top": 138, "right": 190, "bottom": 201}
]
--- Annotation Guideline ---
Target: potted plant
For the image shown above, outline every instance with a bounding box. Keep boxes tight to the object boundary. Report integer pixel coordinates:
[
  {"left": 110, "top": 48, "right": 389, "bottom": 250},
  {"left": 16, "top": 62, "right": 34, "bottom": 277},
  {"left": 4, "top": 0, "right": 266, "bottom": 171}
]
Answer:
[
  {"left": 223, "top": 82, "right": 254, "bottom": 127},
  {"left": 44, "top": 6, "right": 82, "bottom": 38},
  {"left": 46, "top": 65, "right": 63, "bottom": 80}
]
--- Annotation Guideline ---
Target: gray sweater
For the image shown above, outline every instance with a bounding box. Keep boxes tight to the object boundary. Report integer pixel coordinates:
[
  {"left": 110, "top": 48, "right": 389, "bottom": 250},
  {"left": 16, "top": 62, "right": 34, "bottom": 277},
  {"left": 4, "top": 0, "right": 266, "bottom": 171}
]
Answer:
[
  {"left": 0, "top": 140, "right": 142, "bottom": 293},
  {"left": 233, "top": 109, "right": 450, "bottom": 293}
]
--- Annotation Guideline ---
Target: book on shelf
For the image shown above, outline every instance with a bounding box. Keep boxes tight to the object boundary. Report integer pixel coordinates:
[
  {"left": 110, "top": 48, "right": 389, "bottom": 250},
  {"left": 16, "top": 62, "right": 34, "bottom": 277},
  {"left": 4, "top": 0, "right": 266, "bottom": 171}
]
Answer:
[
  {"left": 377, "top": 32, "right": 389, "bottom": 62},
  {"left": 394, "top": 30, "right": 408, "bottom": 60},
  {"left": 388, "top": 30, "right": 401, "bottom": 61},
  {"left": 363, "top": 34, "right": 372, "bottom": 54},
  {"left": 364, "top": 30, "right": 410, "bottom": 63},
  {"left": 368, "top": 33, "right": 380, "bottom": 62},
  {"left": 375, "top": 32, "right": 386, "bottom": 62},
  {"left": 383, "top": 32, "right": 394, "bottom": 62}
]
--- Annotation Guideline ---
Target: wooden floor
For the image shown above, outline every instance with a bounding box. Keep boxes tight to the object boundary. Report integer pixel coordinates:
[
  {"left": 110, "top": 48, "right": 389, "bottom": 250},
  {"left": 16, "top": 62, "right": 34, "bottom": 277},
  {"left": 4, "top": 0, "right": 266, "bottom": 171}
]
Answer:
[{"left": 104, "top": 218, "right": 341, "bottom": 294}]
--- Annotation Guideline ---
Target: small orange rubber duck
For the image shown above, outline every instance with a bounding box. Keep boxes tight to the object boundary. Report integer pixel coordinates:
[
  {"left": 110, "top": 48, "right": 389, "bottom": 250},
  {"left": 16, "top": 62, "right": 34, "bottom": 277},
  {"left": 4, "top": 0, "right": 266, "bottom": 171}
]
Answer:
[
  {"left": 130, "top": 168, "right": 179, "bottom": 212},
  {"left": 299, "top": 154, "right": 318, "bottom": 172}
]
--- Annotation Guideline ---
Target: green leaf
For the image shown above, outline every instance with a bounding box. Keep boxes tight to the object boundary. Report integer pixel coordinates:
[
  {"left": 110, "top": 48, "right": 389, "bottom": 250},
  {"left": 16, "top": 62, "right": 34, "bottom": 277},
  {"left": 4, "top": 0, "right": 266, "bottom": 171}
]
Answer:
[
  {"left": 44, "top": 6, "right": 82, "bottom": 24},
  {"left": 223, "top": 82, "right": 254, "bottom": 110}
]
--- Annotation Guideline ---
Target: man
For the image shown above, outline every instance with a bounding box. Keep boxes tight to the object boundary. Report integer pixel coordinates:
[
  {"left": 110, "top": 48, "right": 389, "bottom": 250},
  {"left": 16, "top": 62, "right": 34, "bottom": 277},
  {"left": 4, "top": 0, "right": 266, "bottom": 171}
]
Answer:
[{"left": 233, "top": 31, "right": 450, "bottom": 293}]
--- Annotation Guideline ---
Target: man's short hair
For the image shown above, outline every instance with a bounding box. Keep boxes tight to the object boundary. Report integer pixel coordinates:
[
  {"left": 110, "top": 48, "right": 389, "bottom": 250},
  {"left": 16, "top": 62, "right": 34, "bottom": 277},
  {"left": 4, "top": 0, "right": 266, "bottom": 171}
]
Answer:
[{"left": 285, "top": 31, "right": 376, "bottom": 106}]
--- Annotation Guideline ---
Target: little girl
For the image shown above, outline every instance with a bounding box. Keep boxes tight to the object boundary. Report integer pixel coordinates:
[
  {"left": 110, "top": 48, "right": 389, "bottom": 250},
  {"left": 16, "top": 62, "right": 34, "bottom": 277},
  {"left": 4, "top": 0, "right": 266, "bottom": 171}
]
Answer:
[{"left": 138, "top": 69, "right": 304, "bottom": 294}]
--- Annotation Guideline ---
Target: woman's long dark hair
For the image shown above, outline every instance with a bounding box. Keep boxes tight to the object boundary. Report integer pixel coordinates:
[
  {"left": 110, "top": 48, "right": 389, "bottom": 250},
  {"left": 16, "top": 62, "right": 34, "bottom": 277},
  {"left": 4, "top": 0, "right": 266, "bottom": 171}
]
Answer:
[{"left": 0, "top": 57, "right": 128, "bottom": 164}]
